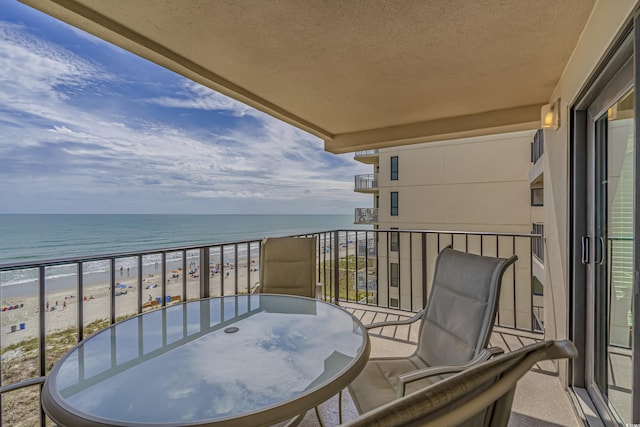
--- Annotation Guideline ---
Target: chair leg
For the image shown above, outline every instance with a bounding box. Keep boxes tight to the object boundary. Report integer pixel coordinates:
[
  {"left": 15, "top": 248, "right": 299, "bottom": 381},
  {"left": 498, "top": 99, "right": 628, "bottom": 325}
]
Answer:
[
  {"left": 315, "top": 391, "right": 342, "bottom": 426},
  {"left": 314, "top": 405, "right": 325, "bottom": 427}
]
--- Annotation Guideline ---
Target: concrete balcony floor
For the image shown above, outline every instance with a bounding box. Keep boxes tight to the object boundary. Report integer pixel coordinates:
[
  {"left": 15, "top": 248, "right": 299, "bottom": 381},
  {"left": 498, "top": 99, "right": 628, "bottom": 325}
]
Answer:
[{"left": 294, "top": 303, "right": 581, "bottom": 427}]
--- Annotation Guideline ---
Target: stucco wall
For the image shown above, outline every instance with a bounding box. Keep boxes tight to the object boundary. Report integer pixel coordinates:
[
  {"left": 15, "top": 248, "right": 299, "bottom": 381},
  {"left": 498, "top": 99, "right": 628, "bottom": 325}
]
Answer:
[{"left": 376, "top": 130, "right": 535, "bottom": 233}]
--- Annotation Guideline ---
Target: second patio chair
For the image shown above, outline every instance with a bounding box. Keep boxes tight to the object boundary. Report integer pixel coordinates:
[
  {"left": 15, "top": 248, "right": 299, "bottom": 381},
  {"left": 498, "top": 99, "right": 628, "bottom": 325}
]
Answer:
[
  {"left": 343, "top": 339, "right": 578, "bottom": 426},
  {"left": 253, "top": 236, "right": 320, "bottom": 298},
  {"left": 348, "top": 247, "right": 517, "bottom": 414}
]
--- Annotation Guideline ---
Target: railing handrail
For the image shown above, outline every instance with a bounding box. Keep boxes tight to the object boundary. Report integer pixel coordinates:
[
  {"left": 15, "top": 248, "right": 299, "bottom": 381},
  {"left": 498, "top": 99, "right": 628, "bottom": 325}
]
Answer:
[
  {"left": 366, "top": 229, "right": 542, "bottom": 238},
  {"left": 354, "top": 149, "right": 379, "bottom": 157},
  {"left": 354, "top": 173, "right": 378, "bottom": 179},
  {"left": 0, "top": 228, "right": 542, "bottom": 270},
  {"left": 0, "top": 231, "right": 337, "bottom": 270}
]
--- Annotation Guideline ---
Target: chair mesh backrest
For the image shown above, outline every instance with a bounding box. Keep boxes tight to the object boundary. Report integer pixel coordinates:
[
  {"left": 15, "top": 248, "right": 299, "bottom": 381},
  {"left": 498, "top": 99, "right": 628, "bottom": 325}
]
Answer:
[
  {"left": 416, "top": 248, "right": 517, "bottom": 366},
  {"left": 343, "top": 340, "right": 578, "bottom": 427},
  {"left": 259, "top": 236, "right": 317, "bottom": 298}
]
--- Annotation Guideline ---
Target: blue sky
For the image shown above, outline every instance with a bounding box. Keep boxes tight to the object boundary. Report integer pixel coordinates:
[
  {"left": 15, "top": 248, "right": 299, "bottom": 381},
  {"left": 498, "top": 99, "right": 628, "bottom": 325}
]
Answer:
[{"left": 0, "top": 1, "right": 370, "bottom": 214}]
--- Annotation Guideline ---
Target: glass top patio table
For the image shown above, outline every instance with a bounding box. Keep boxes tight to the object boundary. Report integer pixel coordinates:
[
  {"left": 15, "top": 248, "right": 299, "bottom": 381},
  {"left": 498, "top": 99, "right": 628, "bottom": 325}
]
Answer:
[{"left": 42, "top": 294, "right": 370, "bottom": 427}]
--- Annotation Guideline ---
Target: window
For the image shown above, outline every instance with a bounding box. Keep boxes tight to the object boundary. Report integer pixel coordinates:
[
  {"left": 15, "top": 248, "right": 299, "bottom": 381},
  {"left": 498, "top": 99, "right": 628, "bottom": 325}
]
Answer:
[
  {"left": 390, "top": 262, "right": 399, "bottom": 287},
  {"left": 391, "top": 192, "right": 398, "bottom": 216},
  {"left": 390, "top": 227, "right": 399, "bottom": 252},
  {"left": 390, "top": 298, "right": 399, "bottom": 308},
  {"left": 391, "top": 156, "right": 398, "bottom": 180},
  {"left": 531, "top": 188, "right": 543, "bottom": 206}
]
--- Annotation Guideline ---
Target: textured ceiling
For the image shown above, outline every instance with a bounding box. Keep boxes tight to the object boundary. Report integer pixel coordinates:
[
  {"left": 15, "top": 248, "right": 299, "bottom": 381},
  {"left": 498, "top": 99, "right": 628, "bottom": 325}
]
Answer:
[{"left": 22, "top": 0, "right": 596, "bottom": 152}]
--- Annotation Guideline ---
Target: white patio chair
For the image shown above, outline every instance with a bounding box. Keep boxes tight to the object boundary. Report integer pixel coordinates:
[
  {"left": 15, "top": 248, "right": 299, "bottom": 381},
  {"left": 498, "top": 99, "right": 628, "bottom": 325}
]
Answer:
[
  {"left": 342, "top": 339, "right": 578, "bottom": 426},
  {"left": 252, "top": 236, "right": 320, "bottom": 299},
  {"left": 348, "top": 247, "right": 518, "bottom": 414}
]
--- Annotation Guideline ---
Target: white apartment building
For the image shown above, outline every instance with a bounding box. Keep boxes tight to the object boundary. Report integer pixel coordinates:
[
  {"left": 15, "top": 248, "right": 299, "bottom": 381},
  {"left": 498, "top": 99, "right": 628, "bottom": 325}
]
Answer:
[{"left": 354, "top": 130, "right": 545, "bottom": 328}]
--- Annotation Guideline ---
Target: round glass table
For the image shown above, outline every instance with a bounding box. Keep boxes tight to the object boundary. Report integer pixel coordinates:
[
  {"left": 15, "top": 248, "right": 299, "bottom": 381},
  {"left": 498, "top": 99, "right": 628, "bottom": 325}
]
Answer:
[{"left": 42, "top": 294, "right": 370, "bottom": 426}]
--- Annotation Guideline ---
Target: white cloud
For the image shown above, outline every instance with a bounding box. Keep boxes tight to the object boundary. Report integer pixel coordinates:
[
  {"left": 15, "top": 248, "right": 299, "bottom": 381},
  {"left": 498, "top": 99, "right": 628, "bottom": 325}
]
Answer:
[
  {"left": 0, "top": 19, "right": 371, "bottom": 214},
  {"left": 0, "top": 21, "right": 110, "bottom": 103},
  {"left": 143, "top": 81, "right": 256, "bottom": 117}
]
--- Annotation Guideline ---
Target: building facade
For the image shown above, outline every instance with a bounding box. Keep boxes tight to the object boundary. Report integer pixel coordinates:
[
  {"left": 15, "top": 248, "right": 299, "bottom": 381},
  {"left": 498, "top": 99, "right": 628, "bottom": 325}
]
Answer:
[{"left": 354, "top": 130, "right": 544, "bottom": 329}]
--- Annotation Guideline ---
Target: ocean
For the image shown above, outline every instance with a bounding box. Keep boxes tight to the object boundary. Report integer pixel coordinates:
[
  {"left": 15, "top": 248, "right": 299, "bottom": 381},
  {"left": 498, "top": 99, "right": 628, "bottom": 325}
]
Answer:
[{"left": 0, "top": 214, "right": 369, "bottom": 292}]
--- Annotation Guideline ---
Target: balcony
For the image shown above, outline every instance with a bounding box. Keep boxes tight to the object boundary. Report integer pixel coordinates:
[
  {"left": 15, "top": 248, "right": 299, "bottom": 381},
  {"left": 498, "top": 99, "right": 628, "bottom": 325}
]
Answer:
[
  {"left": 353, "top": 150, "right": 379, "bottom": 164},
  {"left": 0, "top": 228, "right": 570, "bottom": 426},
  {"left": 532, "top": 223, "right": 544, "bottom": 263},
  {"left": 354, "top": 173, "right": 379, "bottom": 193},
  {"left": 354, "top": 208, "right": 378, "bottom": 225}
]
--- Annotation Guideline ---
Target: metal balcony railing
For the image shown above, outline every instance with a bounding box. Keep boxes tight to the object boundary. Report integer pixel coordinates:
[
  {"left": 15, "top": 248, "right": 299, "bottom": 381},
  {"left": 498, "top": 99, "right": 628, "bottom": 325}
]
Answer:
[
  {"left": 354, "top": 149, "right": 379, "bottom": 159},
  {"left": 0, "top": 228, "right": 542, "bottom": 425},
  {"left": 531, "top": 129, "right": 544, "bottom": 164},
  {"left": 354, "top": 207, "right": 378, "bottom": 224},
  {"left": 532, "top": 223, "right": 544, "bottom": 262},
  {"left": 354, "top": 173, "right": 379, "bottom": 192}
]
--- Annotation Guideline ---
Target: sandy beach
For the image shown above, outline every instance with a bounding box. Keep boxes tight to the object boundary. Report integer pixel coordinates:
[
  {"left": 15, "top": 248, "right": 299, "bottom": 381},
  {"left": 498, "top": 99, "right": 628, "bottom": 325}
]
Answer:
[
  {"left": 1, "top": 239, "right": 356, "bottom": 349},
  {"left": 1, "top": 261, "right": 261, "bottom": 348}
]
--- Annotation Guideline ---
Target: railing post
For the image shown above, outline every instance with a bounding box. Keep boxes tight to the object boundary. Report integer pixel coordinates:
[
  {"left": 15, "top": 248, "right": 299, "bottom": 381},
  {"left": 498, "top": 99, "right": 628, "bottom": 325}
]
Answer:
[
  {"left": 38, "top": 266, "right": 47, "bottom": 426},
  {"left": 161, "top": 252, "right": 167, "bottom": 307},
  {"left": 409, "top": 232, "right": 413, "bottom": 312},
  {"left": 364, "top": 231, "right": 370, "bottom": 305},
  {"left": 422, "top": 233, "right": 427, "bottom": 309},
  {"left": 354, "top": 231, "right": 359, "bottom": 302},
  {"left": 182, "top": 250, "right": 187, "bottom": 301},
  {"left": 512, "top": 236, "right": 516, "bottom": 329},
  {"left": 220, "top": 246, "right": 225, "bottom": 296},
  {"left": 110, "top": 258, "right": 116, "bottom": 325},
  {"left": 78, "top": 262, "right": 84, "bottom": 341},
  {"left": 345, "top": 232, "right": 350, "bottom": 302},
  {"left": 234, "top": 244, "right": 239, "bottom": 295},
  {"left": 333, "top": 230, "right": 340, "bottom": 304},
  {"left": 137, "top": 255, "right": 143, "bottom": 314},
  {"left": 530, "top": 235, "right": 535, "bottom": 332},
  {"left": 200, "top": 247, "right": 210, "bottom": 299},
  {"left": 246, "top": 243, "right": 251, "bottom": 294},
  {"left": 375, "top": 229, "right": 379, "bottom": 307},
  {"left": 38, "top": 266, "right": 46, "bottom": 374}
]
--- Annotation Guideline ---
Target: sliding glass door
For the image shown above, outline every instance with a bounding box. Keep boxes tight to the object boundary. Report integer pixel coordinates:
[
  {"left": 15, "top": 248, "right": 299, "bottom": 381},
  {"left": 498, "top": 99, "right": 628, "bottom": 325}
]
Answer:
[{"left": 584, "top": 57, "right": 635, "bottom": 423}]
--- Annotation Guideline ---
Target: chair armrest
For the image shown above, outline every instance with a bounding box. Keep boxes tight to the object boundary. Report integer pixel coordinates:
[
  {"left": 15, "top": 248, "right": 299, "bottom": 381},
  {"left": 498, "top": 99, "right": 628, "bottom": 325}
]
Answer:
[
  {"left": 366, "top": 309, "right": 425, "bottom": 330},
  {"left": 396, "top": 346, "right": 504, "bottom": 398}
]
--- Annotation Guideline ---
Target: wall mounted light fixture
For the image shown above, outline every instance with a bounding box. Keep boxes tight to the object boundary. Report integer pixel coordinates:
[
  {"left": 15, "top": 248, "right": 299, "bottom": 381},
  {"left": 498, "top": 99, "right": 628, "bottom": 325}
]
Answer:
[{"left": 541, "top": 99, "right": 560, "bottom": 130}]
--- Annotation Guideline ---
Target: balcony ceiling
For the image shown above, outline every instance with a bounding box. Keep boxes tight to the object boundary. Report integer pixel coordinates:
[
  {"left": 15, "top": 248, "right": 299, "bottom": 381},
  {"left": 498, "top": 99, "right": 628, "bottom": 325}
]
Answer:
[{"left": 22, "top": 0, "right": 595, "bottom": 153}]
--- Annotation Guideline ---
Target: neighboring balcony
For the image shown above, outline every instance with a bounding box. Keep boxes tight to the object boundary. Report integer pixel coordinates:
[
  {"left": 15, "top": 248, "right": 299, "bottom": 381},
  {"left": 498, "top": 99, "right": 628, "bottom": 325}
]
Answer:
[
  {"left": 354, "top": 207, "right": 378, "bottom": 224},
  {"left": 532, "top": 223, "right": 544, "bottom": 263},
  {"left": 531, "top": 129, "right": 545, "bottom": 164},
  {"left": 353, "top": 149, "right": 379, "bottom": 164},
  {"left": 354, "top": 173, "right": 379, "bottom": 193}
]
